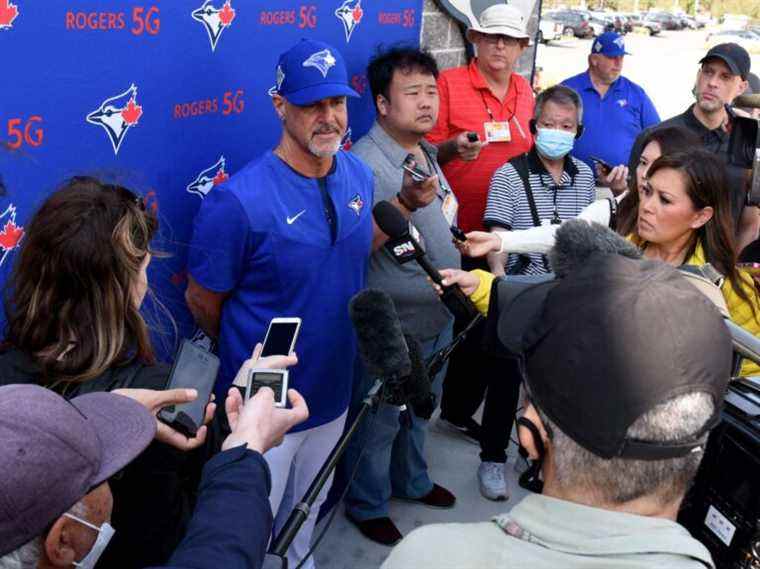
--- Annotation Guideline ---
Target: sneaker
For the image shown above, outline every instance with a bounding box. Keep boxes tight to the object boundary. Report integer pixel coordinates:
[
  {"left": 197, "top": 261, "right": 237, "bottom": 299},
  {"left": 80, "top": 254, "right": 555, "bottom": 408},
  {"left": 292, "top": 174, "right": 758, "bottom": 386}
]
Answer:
[
  {"left": 436, "top": 416, "right": 482, "bottom": 445},
  {"left": 478, "top": 461, "right": 509, "bottom": 501}
]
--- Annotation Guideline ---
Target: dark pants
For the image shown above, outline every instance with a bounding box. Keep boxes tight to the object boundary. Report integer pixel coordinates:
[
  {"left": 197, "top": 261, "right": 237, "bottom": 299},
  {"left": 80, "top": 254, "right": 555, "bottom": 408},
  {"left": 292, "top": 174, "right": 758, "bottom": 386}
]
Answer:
[{"left": 440, "top": 256, "right": 522, "bottom": 463}]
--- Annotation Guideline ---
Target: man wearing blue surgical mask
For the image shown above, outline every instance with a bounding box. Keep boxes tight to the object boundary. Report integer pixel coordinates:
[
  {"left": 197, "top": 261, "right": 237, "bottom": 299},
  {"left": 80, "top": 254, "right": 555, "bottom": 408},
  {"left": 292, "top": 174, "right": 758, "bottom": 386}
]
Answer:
[
  {"left": 458, "top": 85, "right": 595, "bottom": 503},
  {"left": 484, "top": 84, "right": 595, "bottom": 278}
]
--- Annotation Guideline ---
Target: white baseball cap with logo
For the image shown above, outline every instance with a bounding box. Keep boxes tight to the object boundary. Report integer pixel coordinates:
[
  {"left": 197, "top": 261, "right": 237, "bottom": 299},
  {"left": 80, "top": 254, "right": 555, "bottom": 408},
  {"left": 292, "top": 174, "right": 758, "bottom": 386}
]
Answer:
[{"left": 466, "top": 4, "right": 530, "bottom": 42}]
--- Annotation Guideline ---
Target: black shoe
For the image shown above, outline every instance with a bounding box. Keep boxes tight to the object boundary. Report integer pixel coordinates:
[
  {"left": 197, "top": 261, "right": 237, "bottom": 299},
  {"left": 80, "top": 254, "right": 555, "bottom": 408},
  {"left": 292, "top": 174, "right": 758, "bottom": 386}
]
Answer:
[
  {"left": 436, "top": 415, "right": 482, "bottom": 445},
  {"left": 393, "top": 483, "right": 456, "bottom": 509},
  {"left": 346, "top": 514, "right": 403, "bottom": 546}
]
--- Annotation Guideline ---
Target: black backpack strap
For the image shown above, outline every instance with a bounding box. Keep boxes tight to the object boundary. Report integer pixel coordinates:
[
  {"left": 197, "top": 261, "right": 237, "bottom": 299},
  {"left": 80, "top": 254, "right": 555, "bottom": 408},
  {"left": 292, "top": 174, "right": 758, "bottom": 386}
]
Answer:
[
  {"left": 511, "top": 153, "right": 549, "bottom": 272},
  {"left": 512, "top": 154, "right": 541, "bottom": 228},
  {"left": 607, "top": 197, "right": 618, "bottom": 231}
]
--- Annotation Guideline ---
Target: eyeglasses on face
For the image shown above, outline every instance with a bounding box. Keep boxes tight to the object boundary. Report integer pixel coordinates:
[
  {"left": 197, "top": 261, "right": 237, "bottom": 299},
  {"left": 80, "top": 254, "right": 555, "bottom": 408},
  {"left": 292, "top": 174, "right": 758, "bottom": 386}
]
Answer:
[{"left": 480, "top": 33, "right": 521, "bottom": 46}]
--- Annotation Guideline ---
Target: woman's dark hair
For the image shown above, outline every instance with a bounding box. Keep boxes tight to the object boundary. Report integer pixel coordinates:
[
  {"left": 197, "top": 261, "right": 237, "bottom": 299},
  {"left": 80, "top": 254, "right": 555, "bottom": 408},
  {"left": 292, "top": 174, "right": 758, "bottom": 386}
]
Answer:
[
  {"left": 367, "top": 45, "right": 439, "bottom": 111},
  {"left": 616, "top": 125, "right": 702, "bottom": 235},
  {"left": 4, "top": 176, "right": 159, "bottom": 384},
  {"left": 641, "top": 150, "right": 755, "bottom": 312}
]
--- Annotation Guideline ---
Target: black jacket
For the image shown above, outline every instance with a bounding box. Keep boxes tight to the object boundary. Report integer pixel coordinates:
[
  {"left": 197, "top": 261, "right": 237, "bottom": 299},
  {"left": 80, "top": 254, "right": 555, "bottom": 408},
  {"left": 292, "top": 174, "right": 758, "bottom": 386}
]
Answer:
[
  {"left": 0, "top": 348, "right": 229, "bottom": 569},
  {"left": 629, "top": 104, "right": 748, "bottom": 227}
]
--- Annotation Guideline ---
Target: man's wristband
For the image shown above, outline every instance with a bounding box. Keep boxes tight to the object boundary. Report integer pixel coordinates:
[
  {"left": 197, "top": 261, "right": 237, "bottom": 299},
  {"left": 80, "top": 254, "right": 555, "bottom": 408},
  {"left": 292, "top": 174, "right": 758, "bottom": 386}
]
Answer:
[{"left": 396, "top": 192, "right": 417, "bottom": 213}]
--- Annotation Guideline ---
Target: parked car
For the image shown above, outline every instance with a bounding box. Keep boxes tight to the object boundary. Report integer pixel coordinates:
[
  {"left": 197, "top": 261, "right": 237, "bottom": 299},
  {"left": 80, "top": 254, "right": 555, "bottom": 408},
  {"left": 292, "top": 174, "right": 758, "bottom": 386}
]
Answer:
[
  {"left": 629, "top": 13, "right": 661, "bottom": 35},
  {"left": 706, "top": 30, "right": 760, "bottom": 54},
  {"left": 646, "top": 12, "right": 684, "bottom": 30},
  {"left": 546, "top": 10, "right": 595, "bottom": 38},
  {"left": 538, "top": 16, "right": 563, "bottom": 44},
  {"left": 586, "top": 16, "right": 608, "bottom": 36}
]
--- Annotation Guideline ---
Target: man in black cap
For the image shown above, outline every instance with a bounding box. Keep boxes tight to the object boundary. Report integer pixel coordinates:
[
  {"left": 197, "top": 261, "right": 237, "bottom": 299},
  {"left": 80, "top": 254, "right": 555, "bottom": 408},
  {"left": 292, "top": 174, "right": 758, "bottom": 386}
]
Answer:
[
  {"left": 630, "top": 43, "right": 757, "bottom": 249},
  {"left": 382, "top": 252, "right": 731, "bottom": 568}
]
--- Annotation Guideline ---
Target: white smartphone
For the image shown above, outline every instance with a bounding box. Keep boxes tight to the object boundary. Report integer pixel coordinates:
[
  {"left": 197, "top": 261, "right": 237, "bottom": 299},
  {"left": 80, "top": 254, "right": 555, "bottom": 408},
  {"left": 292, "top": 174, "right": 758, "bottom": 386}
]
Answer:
[{"left": 260, "top": 317, "right": 301, "bottom": 357}]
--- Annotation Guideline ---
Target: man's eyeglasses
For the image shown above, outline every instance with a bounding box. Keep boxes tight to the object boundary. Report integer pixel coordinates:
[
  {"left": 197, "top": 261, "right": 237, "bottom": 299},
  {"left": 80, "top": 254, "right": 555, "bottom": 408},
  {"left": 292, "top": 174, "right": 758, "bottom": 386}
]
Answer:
[{"left": 480, "top": 33, "right": 521, "bottom": 47}]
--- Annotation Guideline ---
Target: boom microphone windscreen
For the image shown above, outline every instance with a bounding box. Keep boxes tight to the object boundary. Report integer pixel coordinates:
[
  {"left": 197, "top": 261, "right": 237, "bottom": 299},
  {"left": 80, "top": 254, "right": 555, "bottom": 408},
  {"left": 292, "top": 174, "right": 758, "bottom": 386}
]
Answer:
[
  {"left": 373, "top": 201, "right": 409, "bottom": 239},
  {"left": 548, "top": 219, "right": 642, "bottom": 278},
  {"left": 349, "top": 289, "right": 411, "bottom": 380}
]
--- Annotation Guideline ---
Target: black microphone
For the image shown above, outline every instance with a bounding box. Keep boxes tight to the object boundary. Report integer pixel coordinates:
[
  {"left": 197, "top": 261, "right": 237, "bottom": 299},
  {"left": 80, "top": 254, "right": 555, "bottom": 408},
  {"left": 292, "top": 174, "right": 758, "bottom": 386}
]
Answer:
[
  {"left": 349, "top": 289, "right": 435, "bottom": 410},
  {"left": 373, "top": 201, "right": 479, "bottom": 321},
  {"left": 349, "top": 288, "right": 411, "bottom": 379}
]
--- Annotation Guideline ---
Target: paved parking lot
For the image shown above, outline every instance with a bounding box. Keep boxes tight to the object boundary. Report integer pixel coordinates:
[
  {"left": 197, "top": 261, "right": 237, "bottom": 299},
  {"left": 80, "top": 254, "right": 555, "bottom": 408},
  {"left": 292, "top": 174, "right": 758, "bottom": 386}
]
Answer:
[{"left": 536, "top": 29, "right": 760, "bottom": 120}]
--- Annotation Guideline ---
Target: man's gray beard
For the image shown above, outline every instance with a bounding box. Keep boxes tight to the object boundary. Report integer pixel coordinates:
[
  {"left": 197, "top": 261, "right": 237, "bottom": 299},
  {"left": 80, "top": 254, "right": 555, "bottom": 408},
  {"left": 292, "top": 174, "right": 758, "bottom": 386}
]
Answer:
[{"left": 308, "top": 138, "right": 341, "bottom": 158}]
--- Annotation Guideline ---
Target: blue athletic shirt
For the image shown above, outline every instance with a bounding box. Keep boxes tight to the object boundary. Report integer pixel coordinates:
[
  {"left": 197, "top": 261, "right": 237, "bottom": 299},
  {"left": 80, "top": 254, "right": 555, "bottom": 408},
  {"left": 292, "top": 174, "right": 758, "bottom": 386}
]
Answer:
[
  {"left": 188, "top": 150, "right": 373, "bottom": 431},
  {"left": 562, "top": 71, "right": 660, "bottom": 173}
]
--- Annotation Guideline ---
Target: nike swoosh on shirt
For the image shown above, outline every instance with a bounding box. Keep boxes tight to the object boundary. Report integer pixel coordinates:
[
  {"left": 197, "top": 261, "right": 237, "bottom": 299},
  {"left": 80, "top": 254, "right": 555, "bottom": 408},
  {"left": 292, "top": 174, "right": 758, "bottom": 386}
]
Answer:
[{"left": 286, "top": 210, "right": 306, "bottom": 225}]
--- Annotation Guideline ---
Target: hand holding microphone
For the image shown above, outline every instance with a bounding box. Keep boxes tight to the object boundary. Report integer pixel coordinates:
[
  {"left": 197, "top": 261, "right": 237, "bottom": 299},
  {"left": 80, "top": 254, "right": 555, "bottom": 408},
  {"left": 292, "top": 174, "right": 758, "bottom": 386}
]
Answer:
[{"left": 373, "top": 201, "right": 479, "bottom": 321}]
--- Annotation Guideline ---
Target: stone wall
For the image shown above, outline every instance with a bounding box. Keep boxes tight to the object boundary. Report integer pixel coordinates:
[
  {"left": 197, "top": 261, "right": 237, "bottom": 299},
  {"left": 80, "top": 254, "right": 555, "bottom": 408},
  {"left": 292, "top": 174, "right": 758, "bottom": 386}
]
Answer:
[{"left": 419, "top": 0, "right": 540, "bottom": 79}]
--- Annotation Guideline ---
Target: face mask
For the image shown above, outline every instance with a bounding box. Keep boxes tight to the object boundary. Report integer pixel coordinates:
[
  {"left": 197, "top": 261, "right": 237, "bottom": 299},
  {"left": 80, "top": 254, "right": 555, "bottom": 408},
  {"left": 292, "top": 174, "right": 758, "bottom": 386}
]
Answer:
[
  {"left": 517, "top": 416, "right": 545, "bottom": 493},
  {"left": 535, "top": 128, "right": 575, "bottom": 160},
  {"left": 63, "top": 513, "right": 115, "bottom": 569}
]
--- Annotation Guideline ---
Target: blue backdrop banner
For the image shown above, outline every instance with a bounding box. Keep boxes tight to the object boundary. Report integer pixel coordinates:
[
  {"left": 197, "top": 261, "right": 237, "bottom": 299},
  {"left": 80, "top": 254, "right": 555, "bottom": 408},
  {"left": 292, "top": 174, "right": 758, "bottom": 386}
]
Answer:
[{"left": 0, "top": 0, "right": 423, "bottom": 358}]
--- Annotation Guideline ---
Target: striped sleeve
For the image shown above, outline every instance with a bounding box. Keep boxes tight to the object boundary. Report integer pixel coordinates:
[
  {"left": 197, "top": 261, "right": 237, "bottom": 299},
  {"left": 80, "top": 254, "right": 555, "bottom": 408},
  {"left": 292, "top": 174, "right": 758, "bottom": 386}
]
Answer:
[
  {"left": 574, "top": 159, "right": 596, "bottom": 207},
  {"left": 483, "top": 163, "right": 523, "bottom": 230}
]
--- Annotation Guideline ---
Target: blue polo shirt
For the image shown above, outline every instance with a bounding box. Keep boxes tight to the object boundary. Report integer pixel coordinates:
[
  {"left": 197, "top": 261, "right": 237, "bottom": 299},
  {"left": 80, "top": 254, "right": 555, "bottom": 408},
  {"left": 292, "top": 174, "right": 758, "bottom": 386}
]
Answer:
[
  {"left": 562, "top": 71, "right": 660, "bottom": 173},
  {"left": 188, "top": 150, "right": 373, "bottom": 431}
]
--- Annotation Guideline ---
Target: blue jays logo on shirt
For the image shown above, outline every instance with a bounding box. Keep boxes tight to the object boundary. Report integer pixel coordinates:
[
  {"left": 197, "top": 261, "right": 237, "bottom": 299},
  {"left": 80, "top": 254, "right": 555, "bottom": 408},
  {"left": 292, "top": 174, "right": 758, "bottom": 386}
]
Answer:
[
  {"left": 348, "top": 193, "right": 364, "bottom": 216},
  {"left": 303, "top": 49, "right": 337, "bottom": 78},
  {"left": 334, "top": 0, "right": 363, "bottom": 42},
  {"left": 617, "top": 99, "right": 628, "bottom": 108}
]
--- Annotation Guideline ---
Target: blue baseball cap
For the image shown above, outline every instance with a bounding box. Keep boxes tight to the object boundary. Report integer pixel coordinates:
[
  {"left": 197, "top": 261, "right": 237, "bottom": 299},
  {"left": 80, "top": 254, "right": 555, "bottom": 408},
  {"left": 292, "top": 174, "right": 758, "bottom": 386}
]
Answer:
[
  {"left": 269, "top": 39, "right": 359, "bottom": 106},
  {"left": 591, "top": 32, "right": 630, "bottom": 57}
]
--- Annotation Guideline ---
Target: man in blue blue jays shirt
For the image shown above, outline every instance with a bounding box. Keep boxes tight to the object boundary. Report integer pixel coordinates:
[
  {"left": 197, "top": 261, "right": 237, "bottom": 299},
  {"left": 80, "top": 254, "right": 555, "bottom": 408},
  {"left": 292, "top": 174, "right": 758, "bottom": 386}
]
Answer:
[
  {"left": 186, "top": 39, "right": 373, "bottom": 569},
  {"left": 562, "top": 32, "right": 659, "bottom": 190}
]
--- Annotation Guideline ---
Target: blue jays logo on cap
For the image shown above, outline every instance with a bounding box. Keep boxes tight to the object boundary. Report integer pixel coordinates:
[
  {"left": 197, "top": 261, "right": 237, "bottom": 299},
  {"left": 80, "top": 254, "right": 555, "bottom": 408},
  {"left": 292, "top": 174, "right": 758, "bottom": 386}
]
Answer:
[
  {"left": 268, "top": 39, "right": 360, "bottom": 106},
  {"left": 591, "top": 32, "right": 630, "bottom": 57},
  {"left": 303, "top": 49, "right": 337, "bottom": 78}
]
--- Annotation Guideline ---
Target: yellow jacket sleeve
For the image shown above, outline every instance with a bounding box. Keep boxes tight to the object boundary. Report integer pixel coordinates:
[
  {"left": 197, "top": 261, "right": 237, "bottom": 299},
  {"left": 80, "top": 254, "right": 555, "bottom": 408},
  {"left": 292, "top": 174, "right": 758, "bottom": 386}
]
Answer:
[
  {"left": 722, "top": 271, "right": 760, "bottom": 377},
  {"left": 469, "top": 269, "right": 495, "bottom": 316}
]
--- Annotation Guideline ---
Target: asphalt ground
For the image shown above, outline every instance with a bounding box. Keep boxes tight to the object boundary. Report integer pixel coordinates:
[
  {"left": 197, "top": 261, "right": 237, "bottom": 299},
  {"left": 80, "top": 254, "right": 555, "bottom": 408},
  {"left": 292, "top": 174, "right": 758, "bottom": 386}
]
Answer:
[{"left": 536, "top": 28, "right": 760, "bottom": 121}]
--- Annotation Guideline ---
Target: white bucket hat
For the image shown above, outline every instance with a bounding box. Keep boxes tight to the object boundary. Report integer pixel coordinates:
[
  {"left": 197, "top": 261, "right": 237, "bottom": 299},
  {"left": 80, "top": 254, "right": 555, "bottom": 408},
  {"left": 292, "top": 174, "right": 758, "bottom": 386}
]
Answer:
[{"left": 466, "top": 4, "right": 530, "bottom": 42}]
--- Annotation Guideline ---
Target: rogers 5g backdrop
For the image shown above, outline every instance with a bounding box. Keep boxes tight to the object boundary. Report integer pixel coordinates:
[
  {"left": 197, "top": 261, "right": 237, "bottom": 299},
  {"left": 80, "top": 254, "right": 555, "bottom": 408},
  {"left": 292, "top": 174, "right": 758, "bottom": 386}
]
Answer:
[{"left": 0, "top": 0, "right": 422, "bottom": 358}]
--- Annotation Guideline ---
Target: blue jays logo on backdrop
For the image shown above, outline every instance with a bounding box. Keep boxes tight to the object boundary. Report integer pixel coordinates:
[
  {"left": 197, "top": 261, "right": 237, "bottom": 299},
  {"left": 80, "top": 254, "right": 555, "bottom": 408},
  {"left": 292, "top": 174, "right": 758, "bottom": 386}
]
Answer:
[
  {"left": 0, "top": 0, "right": 18, "bottom": 29},
  {"left": 335, "top": 0, "right": 363, "bottom": 42},
  {"left": 86, "top": 84, "right": 143, "bottom": 155},
  {"left": 0, "top": 204, "right": 24, "bottom": 267},
  {"left": 192, "top": 0, "right": 236, "bottom": 52},
  {"left": 187, "top": 156, "right": 230, "bottom": 198}
]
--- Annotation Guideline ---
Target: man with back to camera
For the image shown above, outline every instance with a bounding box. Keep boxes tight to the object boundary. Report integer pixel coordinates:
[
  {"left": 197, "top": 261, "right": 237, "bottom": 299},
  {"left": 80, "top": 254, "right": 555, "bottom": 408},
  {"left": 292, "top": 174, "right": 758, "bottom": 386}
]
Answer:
[
  {"left": 0, "top": 382, "right": 309, "bottom": 569},
  {"left": 630, "top": 43, "right": 758, "bottom": 249},
  {"left": 340, "top": 46, "right": 459, "bottom": 546},
  {"left": 382, "top": 252, "right": 732, "bottom": 568},
  {"left": 185, "top": 38, "right": 373, "bottom": 569},
  {"left": 425, "top": 3, "right": 537, "bottom": 492},
  {"left": 561, "top": 31, "right": 659, "bottom": 191}
]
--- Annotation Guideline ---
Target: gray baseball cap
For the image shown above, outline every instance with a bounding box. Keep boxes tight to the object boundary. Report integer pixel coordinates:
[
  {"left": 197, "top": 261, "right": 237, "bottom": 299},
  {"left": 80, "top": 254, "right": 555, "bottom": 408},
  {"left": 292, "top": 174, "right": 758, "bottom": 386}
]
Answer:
[{"left": 0, "top": 384, "right": 156, "bottom": 555}]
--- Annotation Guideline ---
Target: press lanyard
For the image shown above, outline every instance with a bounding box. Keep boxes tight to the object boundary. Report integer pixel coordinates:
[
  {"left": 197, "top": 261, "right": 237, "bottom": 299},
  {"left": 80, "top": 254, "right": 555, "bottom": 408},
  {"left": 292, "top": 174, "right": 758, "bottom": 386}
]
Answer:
[{"left": 479, "top": 90, "right": 527, "bottom": 140}]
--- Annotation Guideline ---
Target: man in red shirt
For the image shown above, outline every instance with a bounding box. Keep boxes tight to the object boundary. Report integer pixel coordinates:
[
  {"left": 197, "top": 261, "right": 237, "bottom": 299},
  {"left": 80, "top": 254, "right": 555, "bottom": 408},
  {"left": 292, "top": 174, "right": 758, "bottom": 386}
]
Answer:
[
  {"left": 427, "top": 3, "right": 535, "bottom": 234},
  {"left": 427, "top": 3, "right": 535, "bottom": 502}
]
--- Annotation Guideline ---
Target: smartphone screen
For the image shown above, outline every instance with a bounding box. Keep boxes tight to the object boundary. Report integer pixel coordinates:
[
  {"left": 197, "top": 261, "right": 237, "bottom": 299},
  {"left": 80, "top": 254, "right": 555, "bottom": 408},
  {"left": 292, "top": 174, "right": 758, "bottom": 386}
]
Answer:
[
  {"left": 158, "top": 339, "right": 219, "bottom": 437},
  {"left": 247, "top": 370, "right": 288, "bottom": 407},
  {"left": 261, "top": 319, "right": 300, "bottom": 357}
]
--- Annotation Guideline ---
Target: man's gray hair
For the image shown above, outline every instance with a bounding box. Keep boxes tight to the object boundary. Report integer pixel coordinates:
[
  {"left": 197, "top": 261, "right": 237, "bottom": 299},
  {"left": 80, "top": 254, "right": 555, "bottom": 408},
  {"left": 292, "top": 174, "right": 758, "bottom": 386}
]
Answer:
[
  {"left": 0, "top": 538, "right": 42, "bottom": 569},
  {"left": 534, "top": 84, "right": 584, "bottom": 125},
  {"left": 0, "top": 501, "right": 87, "bottom": 569},
  {"left": 539, "top": 391, "right": 714, "bottom": 506}
]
